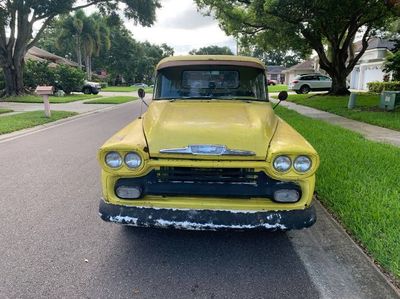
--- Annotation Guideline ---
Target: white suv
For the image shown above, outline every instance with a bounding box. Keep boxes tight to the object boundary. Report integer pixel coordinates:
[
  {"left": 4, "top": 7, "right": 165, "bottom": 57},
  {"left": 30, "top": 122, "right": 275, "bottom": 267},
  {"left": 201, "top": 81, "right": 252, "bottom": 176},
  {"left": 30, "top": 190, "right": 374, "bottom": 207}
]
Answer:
[{"left": 289, "top": 74, "right": 332, "bottom": 94}]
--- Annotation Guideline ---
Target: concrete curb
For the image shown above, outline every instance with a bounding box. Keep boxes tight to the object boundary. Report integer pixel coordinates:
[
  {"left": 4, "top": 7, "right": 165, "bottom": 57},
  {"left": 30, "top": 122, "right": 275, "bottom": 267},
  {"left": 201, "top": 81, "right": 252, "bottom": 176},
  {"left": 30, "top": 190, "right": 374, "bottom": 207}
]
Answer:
[{"left": 316, "top": 199, "right": 400, "bottom": 295}]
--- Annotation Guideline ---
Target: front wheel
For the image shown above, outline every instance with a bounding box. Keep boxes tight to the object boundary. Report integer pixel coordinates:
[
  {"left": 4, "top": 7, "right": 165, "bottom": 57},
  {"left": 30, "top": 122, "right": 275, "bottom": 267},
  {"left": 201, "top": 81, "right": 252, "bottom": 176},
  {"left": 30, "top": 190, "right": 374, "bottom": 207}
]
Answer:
[
  {"left": 83, "top": 87, "right": 92, "bottom": 94},
  {"left": 299, "top": 85, "right": 310, "bottom": 94}
]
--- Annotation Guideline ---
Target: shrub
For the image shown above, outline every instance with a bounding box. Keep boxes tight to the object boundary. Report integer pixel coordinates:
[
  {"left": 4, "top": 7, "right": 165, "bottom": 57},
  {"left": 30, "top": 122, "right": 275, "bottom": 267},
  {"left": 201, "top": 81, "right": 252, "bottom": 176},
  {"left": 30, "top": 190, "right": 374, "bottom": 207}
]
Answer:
[
  {"left": 100, "top": 82, "right": 108, "bottom": 88},
  {"left": 54, "top": 64, "right": 85, "bottom": 94},
  {"left": 24, "top": 60, "right": 55, "bottom": 89},
  {"left": 384, "top": 51, "right": 400, "bottom": 81},
  {"left": 367, "top": 81, "right": 400, "bottom": 93}
]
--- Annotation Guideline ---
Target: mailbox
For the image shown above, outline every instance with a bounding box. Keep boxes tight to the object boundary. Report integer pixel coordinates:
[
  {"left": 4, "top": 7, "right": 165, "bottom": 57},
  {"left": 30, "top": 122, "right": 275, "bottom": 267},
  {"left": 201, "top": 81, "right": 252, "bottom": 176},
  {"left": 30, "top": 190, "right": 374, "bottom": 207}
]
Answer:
[
  {"left": 35, "top": 86, "right": 54, "bottom": 117},
  {"left": 35, "top": 86, "right": 54, "bottom": 95},
  {"left": 380, "top": 91, "right": 400, "bottom": 111}
]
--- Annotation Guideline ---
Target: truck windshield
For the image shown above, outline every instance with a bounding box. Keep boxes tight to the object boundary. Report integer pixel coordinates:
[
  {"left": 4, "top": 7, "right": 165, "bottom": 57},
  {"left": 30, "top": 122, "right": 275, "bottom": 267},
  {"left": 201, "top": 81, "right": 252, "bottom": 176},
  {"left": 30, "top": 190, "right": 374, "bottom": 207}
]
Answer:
[{"left": 154, "top": 65, "right": 267, "bottom": 101}]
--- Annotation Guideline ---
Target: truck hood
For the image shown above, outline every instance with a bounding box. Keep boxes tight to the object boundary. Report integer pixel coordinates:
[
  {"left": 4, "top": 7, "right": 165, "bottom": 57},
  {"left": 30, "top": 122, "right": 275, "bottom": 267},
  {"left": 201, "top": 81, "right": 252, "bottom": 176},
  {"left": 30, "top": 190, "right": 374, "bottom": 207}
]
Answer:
[{"left": 143, "top": 100, "right": 277, "bottom": 160}]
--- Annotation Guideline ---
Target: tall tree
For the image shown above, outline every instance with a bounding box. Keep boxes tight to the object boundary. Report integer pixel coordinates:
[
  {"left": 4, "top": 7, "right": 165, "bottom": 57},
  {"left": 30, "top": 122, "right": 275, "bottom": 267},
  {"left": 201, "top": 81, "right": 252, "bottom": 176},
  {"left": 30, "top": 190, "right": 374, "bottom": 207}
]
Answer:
[
  {"left": 57, "top": 10, "right": 85, "bottom": 68},
  {"left": 239, "top": 46, "right": 307, "bottom": 68},
  {"left": 195, "top": 0, "right": 393, "bottom": 95},
  {"left": 79, "top": 13, "right": 111, "bottom": 79},
  {"left": 189, "top": 45, "right": 234, "bottom": 55},
  {"left": 0, "top": 0, "right": 160, "bottom": 96}
]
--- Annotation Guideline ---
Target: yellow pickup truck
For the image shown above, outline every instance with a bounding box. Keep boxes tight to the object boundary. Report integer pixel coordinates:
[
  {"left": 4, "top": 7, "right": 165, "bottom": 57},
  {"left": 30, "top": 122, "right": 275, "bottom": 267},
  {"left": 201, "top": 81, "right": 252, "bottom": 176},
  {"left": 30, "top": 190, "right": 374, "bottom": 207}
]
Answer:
[{"left": 98, "top": 55, "right": 319, "bottom": 230}]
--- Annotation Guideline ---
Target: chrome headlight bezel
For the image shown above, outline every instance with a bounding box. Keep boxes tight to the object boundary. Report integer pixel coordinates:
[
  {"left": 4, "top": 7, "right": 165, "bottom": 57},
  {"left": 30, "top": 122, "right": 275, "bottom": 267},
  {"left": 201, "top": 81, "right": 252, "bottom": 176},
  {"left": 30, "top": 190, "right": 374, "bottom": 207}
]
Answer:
[
  {"left": 293, "top": 155, "right": 312, "bottom": 173},
  {"left": 124, "top": 152, "right": 142, "bottom": 169},
  {"left": 105, "top": 151, "right": 123, "bottom": 168},
  {"left": 273, "top": 155, "right": 292, "bottom": 172}
]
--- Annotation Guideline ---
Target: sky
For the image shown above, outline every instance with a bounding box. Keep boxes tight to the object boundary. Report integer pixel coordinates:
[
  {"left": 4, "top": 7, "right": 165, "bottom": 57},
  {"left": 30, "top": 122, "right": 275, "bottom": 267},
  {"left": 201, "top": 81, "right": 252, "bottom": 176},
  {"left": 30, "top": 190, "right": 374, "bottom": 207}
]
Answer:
[
  {"left": 30, "top": 0, "right": 236, "bottom": 56},
  {"left": 123, "top": 0, "right": 237, "bottom": 55}
]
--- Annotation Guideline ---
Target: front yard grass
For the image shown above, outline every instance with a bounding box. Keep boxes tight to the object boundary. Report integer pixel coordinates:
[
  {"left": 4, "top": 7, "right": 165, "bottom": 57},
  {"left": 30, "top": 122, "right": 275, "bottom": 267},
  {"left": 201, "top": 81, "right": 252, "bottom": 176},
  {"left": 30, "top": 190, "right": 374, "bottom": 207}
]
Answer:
[
  {"left": 268, "top": 84, "right": 288, "bottom": 92},
  {"left": 2, "top": 94, "right": 101, "bottom": 104},
  {"left": 0, "top": 108, "right": 13, "bottom": 115},
  {"left": 0, "top": 111, "right": 77, "bottom": 135},
  {"left": 276, "top": 106, "right": 400, "bottom": 282},
  {"left": 102, "top": 86, "right": 153, "bottom": 93},
  {"left": 84, "top": 96, "right": 138, "bottom": 104},
  {"left": 286, "top": 93, "right": 400, "bottom": 131}
]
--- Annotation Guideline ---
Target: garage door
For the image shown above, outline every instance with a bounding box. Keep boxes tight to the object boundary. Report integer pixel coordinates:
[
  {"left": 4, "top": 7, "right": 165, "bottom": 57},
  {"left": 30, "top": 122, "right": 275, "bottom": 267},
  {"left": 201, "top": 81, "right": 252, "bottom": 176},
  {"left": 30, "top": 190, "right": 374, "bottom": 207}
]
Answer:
[{"left": 363, "top": 66, "right": 384, "bottom": 90}]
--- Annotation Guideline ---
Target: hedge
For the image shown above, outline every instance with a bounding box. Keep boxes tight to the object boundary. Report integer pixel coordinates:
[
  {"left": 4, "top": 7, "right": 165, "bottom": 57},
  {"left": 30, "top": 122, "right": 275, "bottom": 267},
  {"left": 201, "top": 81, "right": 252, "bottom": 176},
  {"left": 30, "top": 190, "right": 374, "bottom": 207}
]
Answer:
[
  {"left": 23, "top": 60, "right": 85, "bottom": 94},
  {"left": 367, "top": 81, "right": 400, "bottom": 93}
]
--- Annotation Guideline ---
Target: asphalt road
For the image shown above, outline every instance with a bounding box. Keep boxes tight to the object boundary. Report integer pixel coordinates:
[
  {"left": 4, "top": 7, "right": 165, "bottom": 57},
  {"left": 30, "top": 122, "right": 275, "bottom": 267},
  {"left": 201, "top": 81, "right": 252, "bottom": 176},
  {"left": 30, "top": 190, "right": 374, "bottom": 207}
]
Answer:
[{"left": 0, "top": 100, "right": 398, "bottom": 299}]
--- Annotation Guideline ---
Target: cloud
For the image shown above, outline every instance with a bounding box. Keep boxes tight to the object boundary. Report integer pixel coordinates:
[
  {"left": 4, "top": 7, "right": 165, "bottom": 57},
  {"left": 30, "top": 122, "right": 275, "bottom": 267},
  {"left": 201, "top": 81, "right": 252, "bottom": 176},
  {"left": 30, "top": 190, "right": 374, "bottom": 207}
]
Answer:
[{"left": 160, "top": 5, "right": 215, "bottom": 30}]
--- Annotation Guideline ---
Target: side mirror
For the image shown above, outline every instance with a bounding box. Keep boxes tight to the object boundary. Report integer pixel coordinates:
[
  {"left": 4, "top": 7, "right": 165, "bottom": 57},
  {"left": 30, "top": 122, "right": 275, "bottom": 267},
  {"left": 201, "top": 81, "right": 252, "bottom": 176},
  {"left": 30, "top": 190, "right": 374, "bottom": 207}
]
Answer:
[
  {"left": 138, "top": 88, "right": 145, "bottom": 99},
  {"left": 278, "top": 91, "right": 288, "bottom": 101},
  {"left": 273, "top": 91, "right": 288, "bottom": 110}
]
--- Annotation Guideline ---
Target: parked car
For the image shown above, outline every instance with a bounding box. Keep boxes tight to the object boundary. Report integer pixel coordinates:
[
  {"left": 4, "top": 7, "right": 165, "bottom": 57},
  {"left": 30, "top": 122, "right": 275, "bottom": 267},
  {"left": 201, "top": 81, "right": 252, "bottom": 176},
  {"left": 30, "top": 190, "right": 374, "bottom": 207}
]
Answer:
[
  {"left": 289, "top": 74, "right": 332, "bottom": 94},
  {"left": 81, "top": 81, "right": 101, "bottom": 95},
  {"left": 54, "top": 80, "right": 101, "bottom": 95},
  {"left": 98, "top": 55, "right": 320, "bottom": 231},
  {"left": 268, "top": 79, "right": 278, "bottom": 85},
  {"left": 133, "top": 83, "right": 148, "bottom": 88}
]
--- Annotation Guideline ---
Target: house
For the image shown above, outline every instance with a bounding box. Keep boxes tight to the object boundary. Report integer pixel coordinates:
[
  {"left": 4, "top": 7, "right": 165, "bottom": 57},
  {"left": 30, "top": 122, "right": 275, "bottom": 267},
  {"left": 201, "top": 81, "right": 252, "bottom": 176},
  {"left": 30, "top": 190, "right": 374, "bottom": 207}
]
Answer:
[
  {"left": 349, "top": 38, "right": 396, "bottom": 90},
  {"left": 282, "top": 59, "right": 316, "bottom": 85},
  {"left": 267, "top": 65, "right": 286, "bottom": 83},
  {"left": 25, "top": 46, "right": 79, "bottom": 68},
  {"left": 283, "top": 37, "right": 396, "bottom": 90}
]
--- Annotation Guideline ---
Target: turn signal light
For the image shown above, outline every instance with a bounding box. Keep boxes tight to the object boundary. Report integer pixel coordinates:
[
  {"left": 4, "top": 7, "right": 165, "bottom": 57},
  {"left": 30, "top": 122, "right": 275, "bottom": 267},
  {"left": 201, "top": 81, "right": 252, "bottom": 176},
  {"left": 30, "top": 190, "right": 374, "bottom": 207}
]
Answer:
[
  {"left": 273, "top": 189, "right": 300, "bottom": 203},
  {"left": 116, "top": 186, "right": 142, "bottom": 199}
]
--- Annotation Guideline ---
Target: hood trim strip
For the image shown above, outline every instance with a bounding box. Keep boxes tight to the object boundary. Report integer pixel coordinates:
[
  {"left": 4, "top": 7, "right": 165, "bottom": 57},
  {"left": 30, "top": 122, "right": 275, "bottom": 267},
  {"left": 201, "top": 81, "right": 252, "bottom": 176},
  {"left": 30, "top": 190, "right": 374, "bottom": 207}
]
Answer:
[{"left": 159, "top": 145, "right": 256, "bottom": 156}]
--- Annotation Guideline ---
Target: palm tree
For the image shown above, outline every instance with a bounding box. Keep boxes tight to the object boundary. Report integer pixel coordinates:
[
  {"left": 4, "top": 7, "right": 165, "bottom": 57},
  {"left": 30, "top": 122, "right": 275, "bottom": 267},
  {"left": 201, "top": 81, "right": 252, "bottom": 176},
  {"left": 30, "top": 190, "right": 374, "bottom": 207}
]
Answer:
[
  {"left": 81, "top": 14, "right": 110, "bottom": 80},
  {"left": 57, "top": 11, "right": 110, "bottom": 79},
  {"left": 57, "top": 10, "right": 85, "bottom": 68}
]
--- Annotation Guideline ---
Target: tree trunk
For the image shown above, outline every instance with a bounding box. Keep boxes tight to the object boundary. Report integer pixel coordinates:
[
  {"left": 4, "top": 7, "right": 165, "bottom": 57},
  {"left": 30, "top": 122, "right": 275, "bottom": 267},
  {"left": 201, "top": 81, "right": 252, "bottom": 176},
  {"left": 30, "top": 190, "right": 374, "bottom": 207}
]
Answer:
[
  {"left": 330, "top": 74, "right": 350, "bottom": 95},
  {"left": 3, "top": 58, "right": 25, "bottom": 96},
  {"left": 75, "top": 36, "right": 82, "bottom": 68},
  {"left": 318, "top": 51, "right": 350, "bottom": 96},
  {"left": 85, "top": 55, "right": 91, "bottom": 80}
]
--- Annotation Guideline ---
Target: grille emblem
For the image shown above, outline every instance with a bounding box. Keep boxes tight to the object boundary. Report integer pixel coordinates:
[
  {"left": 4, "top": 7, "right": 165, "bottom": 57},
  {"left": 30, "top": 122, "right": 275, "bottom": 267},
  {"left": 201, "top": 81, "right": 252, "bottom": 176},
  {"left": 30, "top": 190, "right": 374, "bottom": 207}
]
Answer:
[{"left": 159, "top": 145, "right": 255, "bottom": 156}]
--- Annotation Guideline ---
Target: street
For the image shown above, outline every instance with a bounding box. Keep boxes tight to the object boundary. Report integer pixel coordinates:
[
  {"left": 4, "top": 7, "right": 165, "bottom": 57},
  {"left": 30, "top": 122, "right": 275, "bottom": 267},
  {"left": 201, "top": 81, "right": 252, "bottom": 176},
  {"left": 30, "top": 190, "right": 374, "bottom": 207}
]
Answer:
[{"left": 0, "top": 100, "right": 398, "bottom": 299}]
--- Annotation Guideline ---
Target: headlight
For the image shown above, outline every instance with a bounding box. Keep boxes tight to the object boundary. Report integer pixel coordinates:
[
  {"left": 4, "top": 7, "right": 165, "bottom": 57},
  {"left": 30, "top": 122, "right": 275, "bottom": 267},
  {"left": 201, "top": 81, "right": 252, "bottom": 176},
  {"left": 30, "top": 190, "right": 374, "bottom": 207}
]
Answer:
[
  {"left": 294, "top": 156, "right": 312, "bottom": 172},
  {"left": 124, "top": 152, "right": 142, "bottom": 168},
  {"left": 273, "top": 155, "right": 291, "bottom": 172},
  {"left": 105, "top": 152, "right": 122, "bottom": 168}
]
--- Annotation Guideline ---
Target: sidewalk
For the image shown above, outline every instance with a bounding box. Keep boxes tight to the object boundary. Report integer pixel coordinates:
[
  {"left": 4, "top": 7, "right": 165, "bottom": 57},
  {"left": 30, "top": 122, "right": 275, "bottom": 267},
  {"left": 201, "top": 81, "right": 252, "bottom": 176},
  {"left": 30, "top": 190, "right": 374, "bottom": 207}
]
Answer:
[{"left": 271, "top": 98, "right": 400, "bottom": 147}]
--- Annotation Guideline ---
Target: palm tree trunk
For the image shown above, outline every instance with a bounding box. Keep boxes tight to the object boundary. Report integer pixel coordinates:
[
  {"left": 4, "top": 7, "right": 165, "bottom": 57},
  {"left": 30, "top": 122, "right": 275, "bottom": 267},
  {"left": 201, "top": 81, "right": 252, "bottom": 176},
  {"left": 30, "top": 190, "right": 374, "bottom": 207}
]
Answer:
[
  {"left": 85, "top": 55, "right": 91, "bottom": 80},
  {"left": 75, "top": 36, "right": 82, "bottom": 68}
]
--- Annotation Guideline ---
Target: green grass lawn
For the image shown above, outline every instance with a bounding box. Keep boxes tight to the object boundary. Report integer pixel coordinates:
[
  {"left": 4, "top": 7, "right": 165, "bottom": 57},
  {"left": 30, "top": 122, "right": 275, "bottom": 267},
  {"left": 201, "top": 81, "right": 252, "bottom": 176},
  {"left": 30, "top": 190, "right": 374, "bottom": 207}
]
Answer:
[
  {"left": 84, "top": 96, "right": 138, "bottom": 104},
  {"left": 0, "top": 108, "right": 13, "bottom": 115},
  {"left": 276, "top": 106, "right": 400, "bottom": 281},
  {"left": 0, "top": 110, "right": 77, "bottom": 135},
  {"left": 268, "top": 84, "right": 288, "bottom": 92},
  {"left": 3, "top": 94, "right": 101, "bottom": 104},
  {"left": 102, "top": 86, "right": 153, "bottom": 93},
  {"left": 286, "top": 93, "right": 400, "bottom": 131}
]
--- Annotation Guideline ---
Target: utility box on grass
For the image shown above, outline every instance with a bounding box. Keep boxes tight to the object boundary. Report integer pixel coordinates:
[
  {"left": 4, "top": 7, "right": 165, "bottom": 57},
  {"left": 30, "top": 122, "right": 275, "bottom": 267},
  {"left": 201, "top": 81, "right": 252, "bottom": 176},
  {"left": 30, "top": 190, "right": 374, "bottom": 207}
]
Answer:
[{"left": 380, "top": 91, "right": 400, "bottom": 111}]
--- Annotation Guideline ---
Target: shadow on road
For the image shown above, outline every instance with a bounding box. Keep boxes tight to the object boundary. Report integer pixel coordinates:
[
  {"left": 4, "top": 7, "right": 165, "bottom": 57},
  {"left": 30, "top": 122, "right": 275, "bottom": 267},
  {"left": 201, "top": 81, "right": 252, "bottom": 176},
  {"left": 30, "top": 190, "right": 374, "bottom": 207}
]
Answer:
[{"left": 90, "top": 227, "right": 320, "bottom": 299}]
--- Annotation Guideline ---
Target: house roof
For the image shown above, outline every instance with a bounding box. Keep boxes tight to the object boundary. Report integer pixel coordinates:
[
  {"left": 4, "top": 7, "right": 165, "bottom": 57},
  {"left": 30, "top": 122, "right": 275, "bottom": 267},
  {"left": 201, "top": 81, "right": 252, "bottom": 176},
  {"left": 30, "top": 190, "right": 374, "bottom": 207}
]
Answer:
[
  {"left": 283, "top": 59, "right": 314, "bottom": 73},
  {"left": 26, "top": 46, "right": 79, "bottom": 67},
  {"left": 267, "top": 65, "right": 286, "bottom": 74},
  {"left": 353, "top": 37, "right": 396, "bottom": 53}
]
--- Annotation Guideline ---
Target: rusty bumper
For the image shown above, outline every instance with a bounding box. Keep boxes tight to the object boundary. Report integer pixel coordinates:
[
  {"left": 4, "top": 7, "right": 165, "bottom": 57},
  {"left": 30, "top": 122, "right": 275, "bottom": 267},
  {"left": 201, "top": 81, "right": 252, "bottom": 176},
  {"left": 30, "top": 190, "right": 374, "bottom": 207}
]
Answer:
[{"left": 99, "top": 199, "right": 316, "bottom": 231}]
